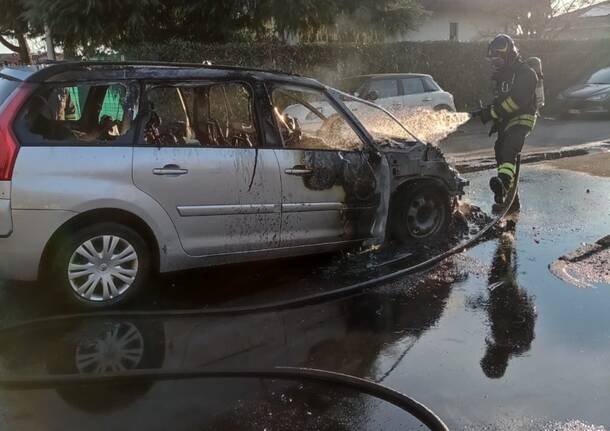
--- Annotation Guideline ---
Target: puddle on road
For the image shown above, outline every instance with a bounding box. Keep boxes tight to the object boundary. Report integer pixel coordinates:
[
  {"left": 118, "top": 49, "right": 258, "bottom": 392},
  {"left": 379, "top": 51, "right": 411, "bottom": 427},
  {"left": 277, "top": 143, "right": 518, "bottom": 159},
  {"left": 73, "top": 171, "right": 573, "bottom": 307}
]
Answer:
[{"left": 2, "top": 167, "right": 610, "bottom": 431}]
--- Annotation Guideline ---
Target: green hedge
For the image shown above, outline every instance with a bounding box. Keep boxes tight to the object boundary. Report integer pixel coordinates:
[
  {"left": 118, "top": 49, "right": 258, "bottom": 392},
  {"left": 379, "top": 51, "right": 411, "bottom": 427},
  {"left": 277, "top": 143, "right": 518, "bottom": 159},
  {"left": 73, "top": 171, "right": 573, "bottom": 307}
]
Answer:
[{"left": 120, "top": 39, "right": 610, "bottom": 111}]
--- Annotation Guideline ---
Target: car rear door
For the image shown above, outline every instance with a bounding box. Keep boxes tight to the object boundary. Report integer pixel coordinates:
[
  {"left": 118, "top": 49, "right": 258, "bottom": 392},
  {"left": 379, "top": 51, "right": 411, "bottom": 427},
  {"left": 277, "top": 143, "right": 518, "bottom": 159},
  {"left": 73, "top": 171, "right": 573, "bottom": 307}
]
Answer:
[
  {"left": 268, "top": 83, "right": 379, "bottom": 247},
  {"left": 132, "top": 81, "right": 281, "bottom": 256}
]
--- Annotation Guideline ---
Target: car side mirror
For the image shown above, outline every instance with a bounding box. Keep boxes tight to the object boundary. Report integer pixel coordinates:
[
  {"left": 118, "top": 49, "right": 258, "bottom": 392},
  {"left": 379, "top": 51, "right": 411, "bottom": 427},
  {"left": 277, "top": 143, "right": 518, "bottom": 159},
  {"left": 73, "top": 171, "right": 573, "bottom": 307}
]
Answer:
[{"left": 366, "top": 90, "right": 379, "bottom": 101}]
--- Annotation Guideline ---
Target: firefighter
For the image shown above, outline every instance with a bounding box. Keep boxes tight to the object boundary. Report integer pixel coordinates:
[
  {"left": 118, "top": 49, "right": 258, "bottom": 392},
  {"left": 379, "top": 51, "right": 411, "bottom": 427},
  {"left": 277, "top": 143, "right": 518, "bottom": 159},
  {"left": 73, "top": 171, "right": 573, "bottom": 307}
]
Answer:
[{"left": 475, "top": 34, "right": 539, "bottom": 212}]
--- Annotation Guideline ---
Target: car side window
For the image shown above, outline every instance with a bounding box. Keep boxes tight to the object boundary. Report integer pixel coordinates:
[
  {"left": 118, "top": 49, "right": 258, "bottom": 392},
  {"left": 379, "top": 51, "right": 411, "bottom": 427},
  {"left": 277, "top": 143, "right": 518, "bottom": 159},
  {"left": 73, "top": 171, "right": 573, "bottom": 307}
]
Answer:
[
  {"left": 271, "top": 85, "right": 364, "bottom": 151},
  {"left": 423, "top": 77, "right": 441, "bottom": 92},
  {"left": 143, "top": 82, "right": 257, "bottom": 148},
  {"left": 16, "top": 83, "right": 137, "bottom": 145},
  {"left": 144, "top": 86, "right": 197, "bottom": 146},
  {"left": 368, "top": 79, "right": 399, "bottom": 98},
  {"left": 208, "top": 83, "right": 257, "bottom": 148},
  {"left": 401, "top": 78, "right": 426, "bottom": 95}
]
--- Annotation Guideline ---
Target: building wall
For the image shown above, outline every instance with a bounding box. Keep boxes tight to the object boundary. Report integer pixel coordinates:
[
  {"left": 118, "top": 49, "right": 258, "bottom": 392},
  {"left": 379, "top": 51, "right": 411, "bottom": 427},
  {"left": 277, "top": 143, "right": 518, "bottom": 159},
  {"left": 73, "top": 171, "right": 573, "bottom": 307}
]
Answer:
[
  {"left": 546, "top": 16, "right": 610, "bottom": 40},
  {"left": 390, "top": 9, "right": 512, "bottom": 42}
]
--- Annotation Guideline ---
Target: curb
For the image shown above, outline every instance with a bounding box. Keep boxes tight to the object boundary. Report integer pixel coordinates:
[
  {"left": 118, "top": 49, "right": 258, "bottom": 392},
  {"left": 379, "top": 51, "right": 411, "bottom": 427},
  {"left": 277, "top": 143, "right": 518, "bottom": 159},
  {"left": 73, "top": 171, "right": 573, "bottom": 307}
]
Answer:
[{"left": 452, "top": 142, "right": 610, "bottom": 173}]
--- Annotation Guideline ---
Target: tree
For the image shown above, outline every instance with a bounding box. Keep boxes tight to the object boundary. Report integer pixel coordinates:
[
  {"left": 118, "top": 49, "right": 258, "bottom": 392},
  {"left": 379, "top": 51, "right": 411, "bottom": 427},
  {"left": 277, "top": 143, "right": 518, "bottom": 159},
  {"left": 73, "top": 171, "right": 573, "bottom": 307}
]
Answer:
[
  {"left": 502, "top": 0, "right": 597, "bottom": 38},
  {"left": 267, "top": 0, "right": 424, "bottom": 42},
  {"left": 0, "top": 0, "right": 35, "bottom": 64},
  {"left": 24, "top": 0, "right": 157, "bottom": 57},
  {"left": 23, "top": 0, "right": 424, "bottom": 55}
]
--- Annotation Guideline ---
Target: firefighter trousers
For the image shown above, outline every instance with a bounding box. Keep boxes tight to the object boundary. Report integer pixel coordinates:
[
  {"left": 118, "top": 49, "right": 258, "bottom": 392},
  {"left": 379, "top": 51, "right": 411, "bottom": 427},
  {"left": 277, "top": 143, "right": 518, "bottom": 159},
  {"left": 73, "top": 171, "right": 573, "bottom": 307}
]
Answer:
[{"left": 494, "top": 125, "right": 531, "bottom": 187}]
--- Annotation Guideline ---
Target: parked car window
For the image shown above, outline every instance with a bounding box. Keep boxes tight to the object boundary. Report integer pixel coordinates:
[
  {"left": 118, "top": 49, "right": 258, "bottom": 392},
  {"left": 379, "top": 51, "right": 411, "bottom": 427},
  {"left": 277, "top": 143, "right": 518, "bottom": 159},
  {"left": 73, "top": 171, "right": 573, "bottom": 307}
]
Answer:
[
  {"left": 144, "top": 82, "right": 257, "bottom": 148},
  {"left": 423, "top": 77, "right": 441, "bottom": 92},
  {"left": 401, "top": 78, "right": 426, "bottom": 95},
  {"left": 338, "top": 77, "right": 367, "bottom": 96},
  {"left": 16, "top": 83, "right": 136, "bottom": 144},
  {"left": 587, "top": 68, "right": 610, "bottom": 84},
  {"left": 368, "top": 79, "right": 399, "bottom": 98},
  {"left": 271, "top": 85, "right": 364, "bottom": 151}
]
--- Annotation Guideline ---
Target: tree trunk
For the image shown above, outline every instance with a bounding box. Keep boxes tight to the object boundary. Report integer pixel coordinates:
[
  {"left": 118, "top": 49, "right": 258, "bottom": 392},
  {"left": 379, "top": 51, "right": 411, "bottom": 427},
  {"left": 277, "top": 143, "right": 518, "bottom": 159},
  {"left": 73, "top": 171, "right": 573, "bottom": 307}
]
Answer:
[
  {"left": 63, "top": 41, "right": 77, "bottom": 60},
  {"left": 0, "top": 34, "right": 20, "bottom": 52},
  {"left": 15, "top": 33, "right": 31, "bottom": 65}
]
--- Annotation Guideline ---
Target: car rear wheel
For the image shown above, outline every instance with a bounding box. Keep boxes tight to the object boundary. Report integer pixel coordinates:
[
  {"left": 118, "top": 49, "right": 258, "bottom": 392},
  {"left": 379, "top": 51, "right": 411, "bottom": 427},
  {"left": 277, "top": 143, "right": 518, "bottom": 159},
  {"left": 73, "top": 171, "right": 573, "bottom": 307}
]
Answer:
[
  {"left": 390, "top": 182, "right": 451, "bottom": 245},
  {"left": 53, "top": 223, "right": 151, "bottom": 308}
]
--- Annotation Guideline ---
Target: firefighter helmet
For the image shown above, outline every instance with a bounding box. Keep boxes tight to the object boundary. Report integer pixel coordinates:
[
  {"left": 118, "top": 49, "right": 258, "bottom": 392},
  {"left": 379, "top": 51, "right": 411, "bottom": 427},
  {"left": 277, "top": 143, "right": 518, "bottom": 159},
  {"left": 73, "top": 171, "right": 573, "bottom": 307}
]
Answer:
[{"left": 487, "top": 34, "right": 519, "bottom": 73}]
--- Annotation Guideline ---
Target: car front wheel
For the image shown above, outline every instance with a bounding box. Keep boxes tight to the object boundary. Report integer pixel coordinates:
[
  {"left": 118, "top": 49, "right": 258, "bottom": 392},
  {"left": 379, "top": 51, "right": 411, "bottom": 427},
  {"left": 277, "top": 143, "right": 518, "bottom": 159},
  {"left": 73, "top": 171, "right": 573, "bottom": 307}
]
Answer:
[
  {"left": 53, "top": 223, "right": 151, "bottom": 308},
  {"left": 390, "top": 182, "right": 451, "bottom": 245},
  {"left": 434, "top": 104, "right": 455, "bottom": 112}
]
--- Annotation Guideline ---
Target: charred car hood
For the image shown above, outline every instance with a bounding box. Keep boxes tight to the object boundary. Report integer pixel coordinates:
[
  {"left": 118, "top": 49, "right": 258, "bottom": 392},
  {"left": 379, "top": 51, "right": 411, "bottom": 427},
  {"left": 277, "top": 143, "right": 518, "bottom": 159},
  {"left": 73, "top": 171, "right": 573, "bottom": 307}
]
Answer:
[
  {"left": 379, "top": 142, "right": 468, "bottom": 196},
  {"left": 562, "top": 84, "right": 610, "bottom": 100}
]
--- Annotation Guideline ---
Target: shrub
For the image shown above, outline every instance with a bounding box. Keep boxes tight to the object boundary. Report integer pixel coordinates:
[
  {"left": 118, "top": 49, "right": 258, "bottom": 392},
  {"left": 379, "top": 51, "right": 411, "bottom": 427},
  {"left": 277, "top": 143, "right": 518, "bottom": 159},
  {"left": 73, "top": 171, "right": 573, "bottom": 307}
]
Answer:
[{"left": 120, "top": 39, "right": 610, "bottom": 111}]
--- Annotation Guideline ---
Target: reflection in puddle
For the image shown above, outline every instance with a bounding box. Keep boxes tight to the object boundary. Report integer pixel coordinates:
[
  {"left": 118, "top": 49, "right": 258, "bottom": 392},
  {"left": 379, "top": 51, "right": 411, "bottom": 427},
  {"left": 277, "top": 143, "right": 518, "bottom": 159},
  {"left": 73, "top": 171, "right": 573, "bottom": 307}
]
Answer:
[{"left": 469, "top": 216, "right": 537, "bottom": 379}]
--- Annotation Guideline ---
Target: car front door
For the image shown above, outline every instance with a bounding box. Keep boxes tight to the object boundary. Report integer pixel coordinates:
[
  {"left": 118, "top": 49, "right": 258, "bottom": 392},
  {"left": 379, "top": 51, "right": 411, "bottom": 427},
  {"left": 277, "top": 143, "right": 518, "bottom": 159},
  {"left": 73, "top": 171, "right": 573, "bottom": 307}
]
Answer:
[
  {"left": 132, "top": 81, "right": 281, "bottom": 256},
  {"left": 400, "top": 77, "right": 434, "bottom": 109},
  {"left": 269, "top": 84, "right": 380, "bottom": 247},
  {"left": 365, "top": 78, "right": 402, "bottom": 113}
]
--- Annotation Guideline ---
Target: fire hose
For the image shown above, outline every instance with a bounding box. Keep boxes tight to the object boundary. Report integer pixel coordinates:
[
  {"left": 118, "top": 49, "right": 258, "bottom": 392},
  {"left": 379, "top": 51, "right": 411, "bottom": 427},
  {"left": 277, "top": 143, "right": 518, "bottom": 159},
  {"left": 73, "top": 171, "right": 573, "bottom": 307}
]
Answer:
[{"left": 0, "top": 158, "right": 521, "bottom": 431}]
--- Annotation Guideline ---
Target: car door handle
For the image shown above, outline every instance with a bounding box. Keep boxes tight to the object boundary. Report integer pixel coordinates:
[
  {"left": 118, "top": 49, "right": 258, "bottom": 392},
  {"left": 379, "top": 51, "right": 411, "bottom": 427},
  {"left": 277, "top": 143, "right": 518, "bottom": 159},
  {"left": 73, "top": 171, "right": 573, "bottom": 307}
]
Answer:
[
  {"left": 285, "top": 166, "right": 313, "bottom": 176},
  {"left": 422, "top": 97, "right": 433, "bottom": 102},
  {"left": 153, "top": 165, "right": 189, "bottom": 176}
]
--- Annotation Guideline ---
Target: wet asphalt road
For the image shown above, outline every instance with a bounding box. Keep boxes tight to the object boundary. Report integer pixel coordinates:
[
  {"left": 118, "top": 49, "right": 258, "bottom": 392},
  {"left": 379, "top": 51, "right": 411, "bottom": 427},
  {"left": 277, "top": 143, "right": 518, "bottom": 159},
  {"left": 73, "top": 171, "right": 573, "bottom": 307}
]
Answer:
[
  {"left": 0, "top": 160, "right": 609, "bottom": 430},
  {"left": 441, "top": 117, "right": 610, "bottom": 160}
]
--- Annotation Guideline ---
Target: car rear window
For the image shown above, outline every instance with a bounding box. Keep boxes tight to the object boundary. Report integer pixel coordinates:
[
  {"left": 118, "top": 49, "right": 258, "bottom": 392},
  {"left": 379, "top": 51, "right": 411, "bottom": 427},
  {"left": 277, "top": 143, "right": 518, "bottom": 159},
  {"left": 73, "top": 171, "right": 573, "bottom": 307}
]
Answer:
[
  {"left": 0, "top": 77, "right": 19, "bottom": 107},
  {"left": 15, "top": 83, "right": 138, "bottom": 145}
]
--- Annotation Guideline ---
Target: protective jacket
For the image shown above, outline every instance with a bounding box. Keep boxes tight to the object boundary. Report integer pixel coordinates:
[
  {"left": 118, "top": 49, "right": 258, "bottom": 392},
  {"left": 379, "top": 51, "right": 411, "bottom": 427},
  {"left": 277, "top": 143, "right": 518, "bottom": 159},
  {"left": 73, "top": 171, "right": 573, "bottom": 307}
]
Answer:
[{"left": 483, "top": 60, "right": 539, "bottom": 133}]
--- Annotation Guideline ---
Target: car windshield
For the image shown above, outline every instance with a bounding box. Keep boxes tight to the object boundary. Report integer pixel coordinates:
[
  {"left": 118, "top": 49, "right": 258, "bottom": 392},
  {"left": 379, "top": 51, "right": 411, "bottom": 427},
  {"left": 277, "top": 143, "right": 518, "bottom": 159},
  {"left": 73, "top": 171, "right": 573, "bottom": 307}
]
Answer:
[
  {"left": 587, "top": 68, "right": 610, "bottom": 84},
  {"left": 333, "top": 89, "right": 418, "bottom": 144}
]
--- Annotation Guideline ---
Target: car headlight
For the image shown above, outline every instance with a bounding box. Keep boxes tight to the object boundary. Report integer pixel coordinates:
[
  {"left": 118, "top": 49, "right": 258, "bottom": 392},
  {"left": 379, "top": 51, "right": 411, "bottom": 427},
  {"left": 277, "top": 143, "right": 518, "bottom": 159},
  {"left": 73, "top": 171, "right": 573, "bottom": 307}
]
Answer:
[{"left": 587, "top": 92, "right": 610, "bottom": 101}]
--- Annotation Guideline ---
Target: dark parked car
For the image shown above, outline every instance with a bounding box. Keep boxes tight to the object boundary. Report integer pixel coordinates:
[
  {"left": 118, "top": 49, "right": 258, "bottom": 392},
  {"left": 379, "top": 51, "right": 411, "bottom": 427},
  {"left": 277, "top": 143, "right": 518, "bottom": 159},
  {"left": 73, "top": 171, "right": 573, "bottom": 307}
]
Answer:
[{"left": 557, "top": 67, "right": 610, "bottom": 118}]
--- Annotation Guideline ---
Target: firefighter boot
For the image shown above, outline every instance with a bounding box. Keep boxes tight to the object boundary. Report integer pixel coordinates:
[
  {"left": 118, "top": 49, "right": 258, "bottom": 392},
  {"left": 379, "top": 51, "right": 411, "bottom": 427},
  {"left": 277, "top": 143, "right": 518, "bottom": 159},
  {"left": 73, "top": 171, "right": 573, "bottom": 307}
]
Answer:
[{"left": 490, "top": 173, "right": 511, "bottom": 214}]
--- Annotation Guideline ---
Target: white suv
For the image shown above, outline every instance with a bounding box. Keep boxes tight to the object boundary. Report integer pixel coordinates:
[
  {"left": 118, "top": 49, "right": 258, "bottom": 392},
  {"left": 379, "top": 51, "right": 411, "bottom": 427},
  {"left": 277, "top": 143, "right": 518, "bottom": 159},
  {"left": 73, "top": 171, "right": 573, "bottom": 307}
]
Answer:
[{"left": 339, "top": 73, "right": 456, "bottom": 112}]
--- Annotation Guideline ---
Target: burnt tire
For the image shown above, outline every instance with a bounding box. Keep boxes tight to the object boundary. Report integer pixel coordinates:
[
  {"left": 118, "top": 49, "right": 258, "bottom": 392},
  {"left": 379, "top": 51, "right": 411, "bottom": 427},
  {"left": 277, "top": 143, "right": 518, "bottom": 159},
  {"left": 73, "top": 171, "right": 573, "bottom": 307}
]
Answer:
[
  {"left": 52, "top": 222, "right": 151, "bottom": 309},
  {"left": 390, "top": 182, "right": 451, "bottom": 245}
]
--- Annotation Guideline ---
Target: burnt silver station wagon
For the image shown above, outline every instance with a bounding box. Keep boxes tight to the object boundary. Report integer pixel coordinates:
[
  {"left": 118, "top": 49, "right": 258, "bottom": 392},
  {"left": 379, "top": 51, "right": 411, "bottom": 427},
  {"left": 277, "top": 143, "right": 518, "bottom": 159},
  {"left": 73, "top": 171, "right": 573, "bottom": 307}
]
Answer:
[{"left": 0, "top": 62, "right": 467, "bottom": 308}]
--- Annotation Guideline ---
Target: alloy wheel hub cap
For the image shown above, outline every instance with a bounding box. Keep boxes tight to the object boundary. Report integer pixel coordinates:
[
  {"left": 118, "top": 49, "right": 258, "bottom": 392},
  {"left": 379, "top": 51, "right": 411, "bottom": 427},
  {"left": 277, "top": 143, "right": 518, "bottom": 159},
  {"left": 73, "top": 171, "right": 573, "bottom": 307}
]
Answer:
[{"left": 68, "top": 235, "right": 139, "bottom": 302}]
